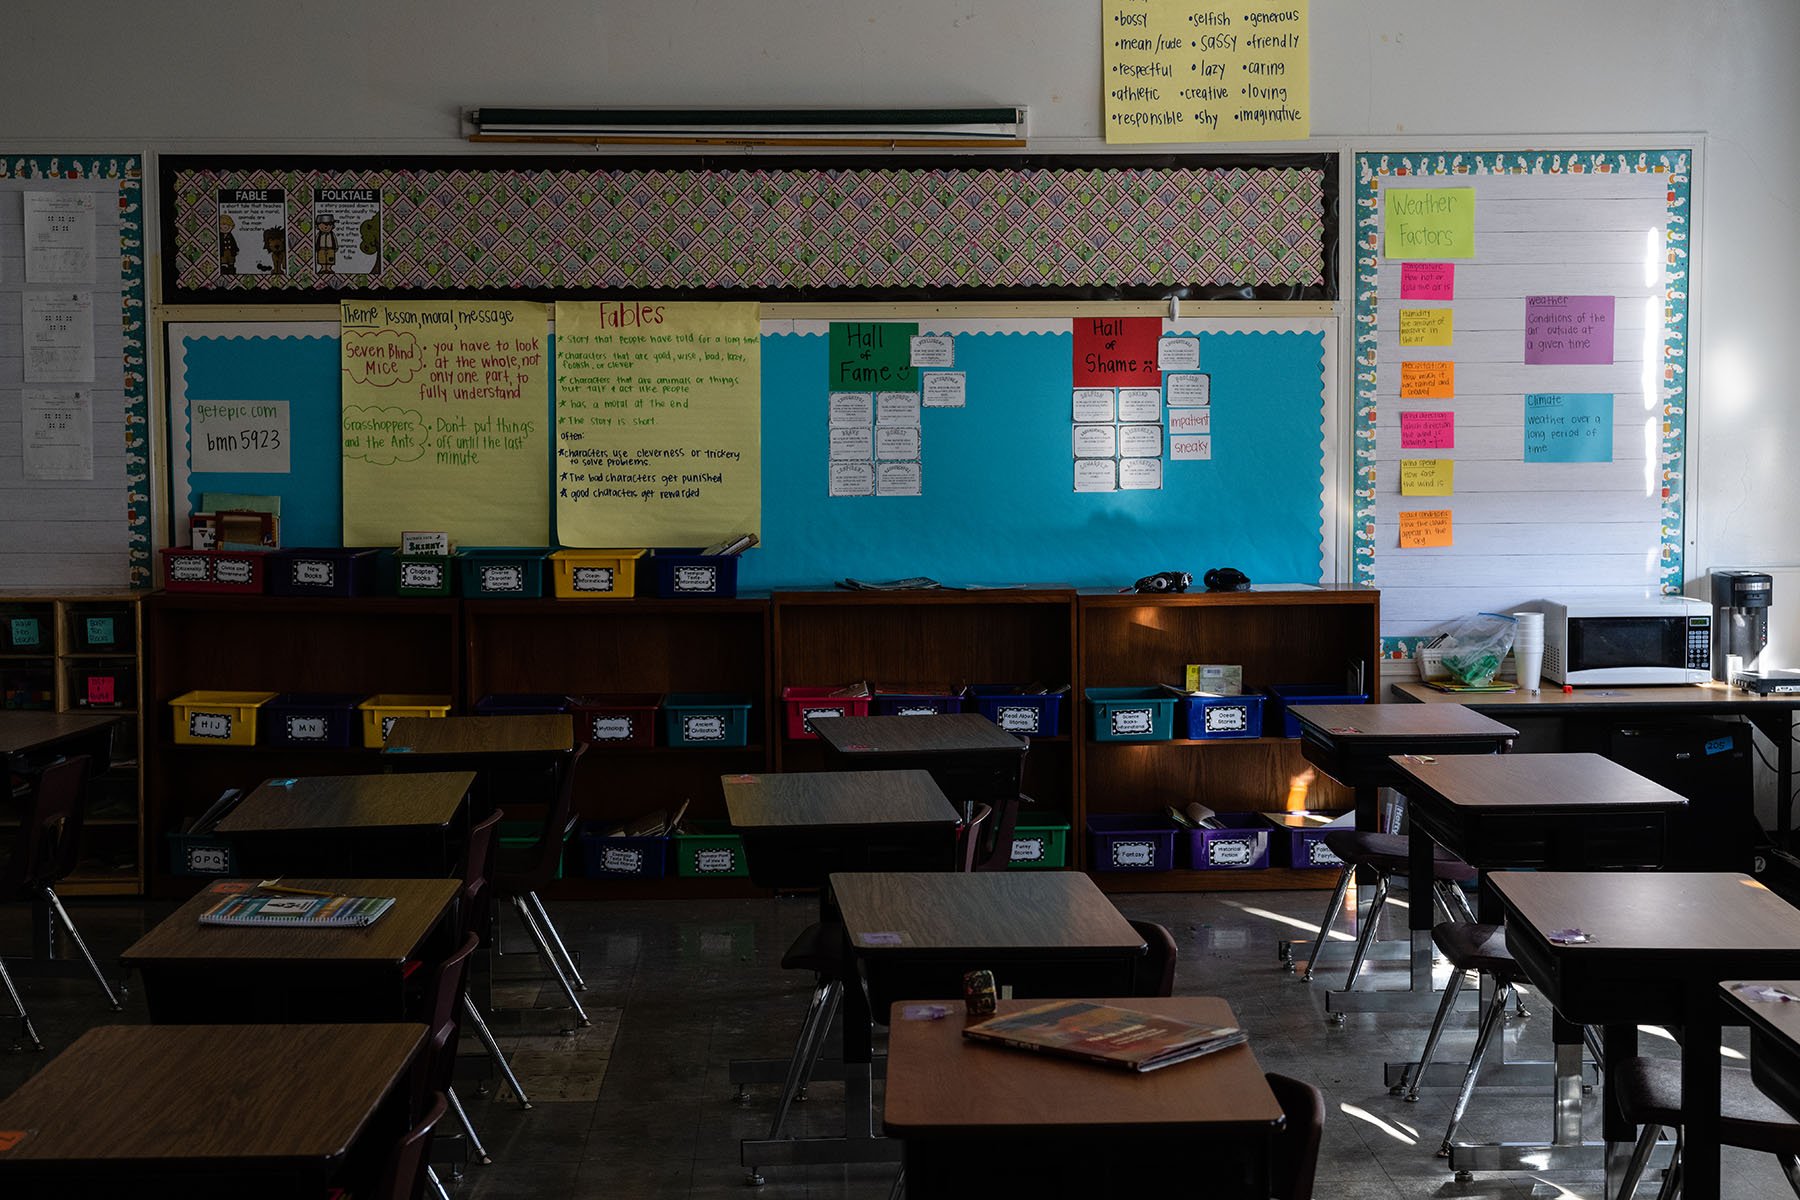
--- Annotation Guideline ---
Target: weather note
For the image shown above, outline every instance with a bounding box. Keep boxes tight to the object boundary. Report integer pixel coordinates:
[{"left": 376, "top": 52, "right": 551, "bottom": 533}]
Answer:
[{"left": 1103, "top": 1, "right": 1309, "bottom": 144}]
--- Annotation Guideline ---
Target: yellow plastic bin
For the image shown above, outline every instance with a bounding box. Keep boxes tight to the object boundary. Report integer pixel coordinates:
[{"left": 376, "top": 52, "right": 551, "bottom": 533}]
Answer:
[
  {"left": 549, "top": 549, "right": 645, "bottom": 599},
  {"left": 357, "top": 693, "right": 452, "bottom": 748},
  {"left": 170, "top": 690, "right": 278, "bottom": 746}
]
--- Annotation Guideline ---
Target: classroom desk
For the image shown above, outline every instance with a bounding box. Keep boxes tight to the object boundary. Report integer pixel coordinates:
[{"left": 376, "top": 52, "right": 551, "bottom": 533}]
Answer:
[
  {"left": 883, "top": 996, "right": 1281, "bottom": 1199},
  {"left": 1492, "top": 871, "right": 1800, "bottom": 1200},
  {"left": 0, "top": 1022, "right": 425, "bottom": 1199},
  {"left": 120, "top": 876, "right": 461, "bottom": 1023},
  {"left": 214, "top": 770, "right": 473, "bottom": 877},
  {"left": 810, "top": 712, "right": 1028, "bottom": 819},
  {"left": 1719, "top": 980, "right": 1800, "bottom": 1124},
  {"left": 722, "top": 767, "right": 962, "bottom": 889}
]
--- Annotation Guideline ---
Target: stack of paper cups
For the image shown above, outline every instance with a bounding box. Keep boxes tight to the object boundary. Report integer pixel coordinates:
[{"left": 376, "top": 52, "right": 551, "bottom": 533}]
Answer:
[{"left": 1511, "top": 611, "right": 1546, "bottom": 692}]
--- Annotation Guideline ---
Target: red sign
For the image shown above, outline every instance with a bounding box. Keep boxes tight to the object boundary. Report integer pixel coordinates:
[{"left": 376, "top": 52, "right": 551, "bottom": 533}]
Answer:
[
  {"left": 86, "top": 675, "right": 116, "bottom": 705},
  {"left": 1073, "top": 317, "right": 1162, "bottom": 388}
]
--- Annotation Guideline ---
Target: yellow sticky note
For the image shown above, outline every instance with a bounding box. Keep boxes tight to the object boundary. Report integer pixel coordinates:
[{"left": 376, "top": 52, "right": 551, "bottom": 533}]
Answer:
[
  {"left": 1400, "top": 459, "right": 1453, "bottom": 496},
  {"left": 1398, "top": 509, "right": 1453, "bottom": 548},
  {"left": 1399, "top": 361, "right": 1454, "bottom": 399},
  {"left": 1383, "top": 187, "right": 1476, "bottom": 259},
  {"left": 1398, "top": 309, "right": 1453, "bottom": 347}
]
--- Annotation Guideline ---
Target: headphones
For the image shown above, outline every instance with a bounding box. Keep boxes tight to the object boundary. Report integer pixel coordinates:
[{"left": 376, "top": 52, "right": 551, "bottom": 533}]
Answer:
[
  {"left": 1203, "top": 567, "right": 1251, "bottom": 592},
  {"left": 1132, "top": 571, "right": 1192, "bottom": 594}
]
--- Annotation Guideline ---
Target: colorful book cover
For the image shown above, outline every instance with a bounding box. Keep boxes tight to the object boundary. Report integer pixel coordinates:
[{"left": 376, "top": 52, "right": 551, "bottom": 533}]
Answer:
[
  {"left": 962, "top": 999, "right": 1246, "bottom": 1072},
  {"left": 198, "top": 893, "right": 395, "bottom": 927}
]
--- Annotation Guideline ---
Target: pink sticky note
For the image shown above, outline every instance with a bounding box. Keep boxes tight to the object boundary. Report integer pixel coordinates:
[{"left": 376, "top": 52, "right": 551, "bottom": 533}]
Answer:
[
  {"left": 86, "top": 676, "right": 115, "bottom": 705},
  {"left": 1400, "top": 263, "right": 1454, "bottom": 300},
  {"left": 1401, "top": 411, "right": 1454, "bottom": 450}
]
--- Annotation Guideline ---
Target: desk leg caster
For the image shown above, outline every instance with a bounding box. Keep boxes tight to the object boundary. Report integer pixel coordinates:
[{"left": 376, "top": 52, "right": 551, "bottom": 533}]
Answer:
[
  {"left": 745, "top": 1169, "right": 766, "bottom": 1187},
  {"left": 1328, "top": 1011, "right": 1347, "bottom": 1026},
  {"left": 1454, "top": 1170, "right": 1474, "bottom": 1183}
]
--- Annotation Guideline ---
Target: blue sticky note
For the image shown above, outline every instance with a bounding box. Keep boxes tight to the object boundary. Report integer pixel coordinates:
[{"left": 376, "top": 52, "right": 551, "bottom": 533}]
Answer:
[{"left": 1523, "top": 393, "right": 1613, "bottom": 463}]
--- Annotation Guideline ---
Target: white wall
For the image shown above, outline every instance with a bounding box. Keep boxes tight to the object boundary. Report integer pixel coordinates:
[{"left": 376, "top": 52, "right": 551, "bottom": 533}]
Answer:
[{"left": 7, "top": 0, "right": 1798, "bottom": 587}]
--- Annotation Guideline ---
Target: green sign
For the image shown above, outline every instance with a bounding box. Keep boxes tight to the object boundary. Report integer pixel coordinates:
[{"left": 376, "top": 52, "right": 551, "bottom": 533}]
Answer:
[
  {"left": 86, "top": 616, "right": 116, "bottom": 645},
  {"left": 827, "top": 322, "right": 919, "bottom": 391},
  {"left": 9, "top": 618, "right": 40, "bottom": 647},
  {"left": 1382, "top": 187, "right": 1475, "bottom": 260}
]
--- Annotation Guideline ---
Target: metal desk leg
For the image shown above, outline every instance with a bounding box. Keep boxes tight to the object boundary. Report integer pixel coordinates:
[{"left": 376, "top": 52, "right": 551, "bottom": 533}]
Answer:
[
  {"left": 1324, "top": 813, "right": 1442, "bottom": 1017},
  {"left": 1447, "top": 1014, "right": 1607, "bottom": 1178},
  {"left": 1681, "top": 986, "right": 1723, "bottom": 1200}
]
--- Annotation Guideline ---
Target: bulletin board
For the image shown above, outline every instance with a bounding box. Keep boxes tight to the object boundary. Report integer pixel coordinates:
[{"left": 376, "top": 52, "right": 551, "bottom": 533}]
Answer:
[
  {"left": 1350, "top": 149, "right": 1693, "bottom": 657},
  {"left": 165, "top": 309, "right": 1337, "bottom": 588}
]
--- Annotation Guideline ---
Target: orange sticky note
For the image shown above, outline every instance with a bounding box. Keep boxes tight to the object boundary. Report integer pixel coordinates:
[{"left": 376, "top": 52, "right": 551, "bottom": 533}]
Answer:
[
  {"left": 1398, "top": 509, "right": 1452, "bottom": 548},
  {"left": 1399, "top": 361, "right": 1454, "bottom": 399}
]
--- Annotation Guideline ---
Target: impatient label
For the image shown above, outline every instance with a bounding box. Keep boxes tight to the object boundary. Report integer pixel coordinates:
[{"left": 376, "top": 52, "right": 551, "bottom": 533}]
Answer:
[
  {"left": 573, "top": 566, "right": 616, "bottom": 592},
  {"left": 682, "top": 715, "right": 728, "bottom": 741},
  {"left": 480, "top": 565, "right": 525, "bottom": 593},
  {"left": 1203, "top": 706, "right": 1248, "bottom": 733},
  {"left": 1111, "top": 840, "right": 1156, "bottom": 868},
  {"left": 692, "top": 847, "right": 737, "bottom": 873},
  {"left": 9, "top": 618, "right": 40, "bottom": 646},
  {"left": 1010, "top": 836, "right": 1045, "bottom": 862},
  {"left": 85, "top": 676, "right": 116, "bottom": 705},
  {"left": 287, "top": 715, "right": 329, "bottom": 741},
  {"left": 1110, "top": 708, "right": 1154, "bottom": 736},
  {"left": 186, "top": 846, "right": 231, "bottom": 874},
  {"left": 400, "top": 563, "right": 443, "bottom": 589},
  {"left": 600, "top": 846, "right": 644, "bottom": 873},
  {"left": 673, "top": 565, "right": 718, "bottom": 593},
  {"left": 170, "top": 556, "right": 211, "bottom": 582},
  {"left": 801, "top": 706, "right": 844, "bottom": 733},
  {"left": 1208, "top": 838, "right": 1257, "bottom": 867},
  {"left": 993, "top": 704, "right": 1041, "bottom": 733},
  {"left": 292, "top": 560, "right": 334, "bottom": 586},
  {"left": 189, "top": 711, "right": 233, "bottom": 739},
  {"left": 214, "top": 558, "right": 255, "bottom": 584},
  {"left": 591, "top": 715, "right": 635, "bottom": 741}
]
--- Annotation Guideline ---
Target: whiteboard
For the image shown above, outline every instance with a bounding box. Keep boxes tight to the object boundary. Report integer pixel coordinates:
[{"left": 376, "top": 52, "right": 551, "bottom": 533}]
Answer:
[{"left": 1350, "top": 150, "right": 1692, "bottom": 656}]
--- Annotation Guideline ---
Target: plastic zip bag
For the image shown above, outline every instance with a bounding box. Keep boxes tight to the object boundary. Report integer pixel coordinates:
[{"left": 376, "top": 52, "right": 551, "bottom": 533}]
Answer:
[{"left": 1438, "top": 613, "right": 1518, "bottom": 686}]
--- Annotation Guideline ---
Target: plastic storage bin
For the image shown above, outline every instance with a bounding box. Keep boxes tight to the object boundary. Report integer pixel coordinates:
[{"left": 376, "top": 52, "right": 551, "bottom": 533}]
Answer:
[
  {"left": 474, "top": 693, "right": 570, "bottom": 715},
  {"left": 968, "top": 685, "right": 1066, "bottom": 737},
  {"left": 580, "top": 825, "right": 668, "bottom": 879},
  {"left": 357, "top": 694, "right": 452, "bottom": 748},
  {"left": 70, "top": 608, "right": 133, "bottom": 653},
  {"left": 662, "top": 693, "right": 752, "bottom": 747},
  {"left": 569, "top": 693, "right": 661, "bottom": 747},
  {"left": 170, "top": 690, "right": 277, "bottom": 746},
  {"left": 1084, "top": 687, "right": 1177, "bottom": 742},
  {"left": 498, "top": 819, "right": 564, "bottom": 880},
  {"left": 160, "top": 547, "right": 267, "bottom": 594},
  {"left": 1263, "top": 811, "right": 1352, "bottom": 869},
  {"left": 780, "top": 685, "right": 871, "bottom": 740},
  {"left": 70, "top": 661, "right": 135, "bottom": 709},
  {"left": 652, "top": 550, "right": 740, "bottom": 599},
  {"left": 550, "top": 549, "right": 645, "bottom": 599},
  {"left": 1, "top": 605, "right": 52, "bottom": 651},
  {"left": 871, "top": 685, "right": 967, "bottom": 717},
  {"left": 1007, "top": 814, "right": 1071, "bottom": 869},
  {"left": 268, "top": 547, "right": 380, "bottom": 597},
  {"left": 262, "top": 693, "right": 363, "bottom": 748},
  {"left": 671, "top": 820, "right": 751, "bottom": 877},
  {"left": 1171, "top": 691, "right": 1264, "bottom": 740},
  {"left": 1086, "top": 813, "right": 1179, "bottom": 872},
  {"left": 1184, "top": 814, "right": 1274, "bottom": 870},
  {"left": 458, "top": 548, "right": 549, "bottom": 598},
  {"left": 1, "top": 662, "right": 54, "bottom": 710},
  {"left": 1264, "top": 685, "right": 1369, "bottom": 738}
]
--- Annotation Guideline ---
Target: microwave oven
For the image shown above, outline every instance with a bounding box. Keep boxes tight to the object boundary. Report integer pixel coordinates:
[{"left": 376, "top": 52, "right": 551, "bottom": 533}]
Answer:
[{"left": 1519, "top": 597, "right": 1713, "bottom": 685}]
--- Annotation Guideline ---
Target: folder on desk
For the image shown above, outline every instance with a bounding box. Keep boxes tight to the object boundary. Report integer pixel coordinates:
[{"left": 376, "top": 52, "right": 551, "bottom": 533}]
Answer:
[{"left": 963, "top": 999, "right": 1245, "bottom": 1072}]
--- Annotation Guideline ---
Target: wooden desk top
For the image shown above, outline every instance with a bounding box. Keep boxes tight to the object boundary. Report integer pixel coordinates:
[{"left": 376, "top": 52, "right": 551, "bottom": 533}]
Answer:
[
  {"left": 1392, "top": 679, "right": 1800, "bottom": 713},
  {"left": 1721, "top": 981, "right": 1800, "bottom": 1045},
  {"left": 1292, "top": 702, "right": 1517, "bottom": 741},
  {"left": 811, "top": 712, "right": 1028, "bottom": 755},
  {"left": 1391, "top": 751, "right": 1689, "bottom": 812},
  {"left": 724, "top": 769, "right": 960, "bottom": 830},
  {"left": 121, "top": 877, "right": 460, "bottom": 966},
  {"left": 0, "top": 710, "right": 124, "bottom": 755},
  {"left": 831, "top": 871, "right": 1144, "bottom": 956},
  {"left": 383, "top": 714, "right": 573, "bottom": 755},
  {"left": 216, "top": 771, "right": 474, "bottom": 833},
  {"left": 1492, "top": 872, "right": 1800, "bottom": 955},
  {"left": 883, "top": 996, "right": 1279, "bottom": 1136},
  {"left": 0, "top": 1023, "right": 424, "bottom": 1168}
]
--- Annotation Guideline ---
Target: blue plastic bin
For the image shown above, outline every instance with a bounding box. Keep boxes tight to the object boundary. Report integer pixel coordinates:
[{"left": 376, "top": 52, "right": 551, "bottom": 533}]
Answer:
[
  {"left": 475, "top": 693, "right": 570, "bottom": 715},
  {"left": 1264, "top": 685, "right": 1369, "bottom": 738},
  {"left": 1085, "top": 813, "right": 1178, "bottom": 872},
  {"left": 871, "top": 686, "right": 966, "bottom": 717},
  {"left": 262, "top": 693, "right": 363, "bottom": 748},
  {"left": 1184, "top": 814, "right": 1273, "bottom": 870},
  {"left": 580, "top": 826, "right": 668, "bottom": 879},
  {"left": 652, "top": 550, "right": 740, "bottom": 599},
  {"left": 1170, "top": 690, "right": 1263, "bottom": 740},
  {"left": 968, "top": 685, "right": 1065, "bottom": 737}
]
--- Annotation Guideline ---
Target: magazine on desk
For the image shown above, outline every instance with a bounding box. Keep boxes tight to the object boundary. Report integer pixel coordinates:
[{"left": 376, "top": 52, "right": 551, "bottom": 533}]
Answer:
[
  {"left": 198, "top": 893, "right": 395, "bottom": 928},
  {"left": 962, "top": 999, "right": 1246, "bottom": 1072}
]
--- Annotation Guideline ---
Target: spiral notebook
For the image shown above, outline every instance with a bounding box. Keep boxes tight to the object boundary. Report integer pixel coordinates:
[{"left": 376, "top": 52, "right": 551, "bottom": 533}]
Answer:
[{"left": 199, "top": 893, "right": 396, "bottom": 927}]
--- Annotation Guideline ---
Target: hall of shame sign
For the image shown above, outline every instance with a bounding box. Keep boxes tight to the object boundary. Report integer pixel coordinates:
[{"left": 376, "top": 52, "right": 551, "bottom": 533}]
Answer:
[
  {"left": 555, "top": 302, "right": 761, "bottom": 546},
  {"left": 340, "top": 300, "right": 549, "bottom": 545}
]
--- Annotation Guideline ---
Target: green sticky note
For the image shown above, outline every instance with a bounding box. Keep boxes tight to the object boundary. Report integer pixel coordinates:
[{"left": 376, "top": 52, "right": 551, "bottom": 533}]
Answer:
[
  {"left": 1382, "top": 187, "right": 1475, "bottom": 260},
  {"left": 9, "top": 618, "right": 40, "bottom": 647},
  {"left": 85, "top": 617, "right": 115, "bottom": 645},
  {"left": 827, "top": 322, "right": 918, "bottom": 392}
]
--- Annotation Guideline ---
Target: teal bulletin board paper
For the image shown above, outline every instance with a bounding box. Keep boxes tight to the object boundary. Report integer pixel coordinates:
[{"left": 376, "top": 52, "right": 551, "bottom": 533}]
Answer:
[{"left": 1523, "top": 393, "right": 1613, "bottom": 463}]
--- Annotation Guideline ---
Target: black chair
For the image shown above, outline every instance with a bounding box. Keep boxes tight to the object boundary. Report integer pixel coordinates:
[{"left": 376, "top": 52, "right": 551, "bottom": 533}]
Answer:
[
  {"left": 1267, "top": 1072, "right": 1326, "bottom": 1200},
  {"left": 457, "top": 807, "right": 532, "bottom": 1112},
  {"left": 491, "top": 741, "right": 591, "bottom": 1027},
  {"left": 1611, "top": 1057, "right": 1800, "bottom": 1199},
  {"left": 1129, "top": 918, "right": 1178, "bottom": 998},
  {"left": 376, "top": 1089, "right": 448, "bottom": 1200},
  {"left": 413, "top": 931, "right": 479, "bottom": 1196}
]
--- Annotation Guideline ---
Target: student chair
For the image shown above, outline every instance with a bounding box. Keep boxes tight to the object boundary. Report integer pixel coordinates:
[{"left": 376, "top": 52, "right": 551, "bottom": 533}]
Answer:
[
  {"left": 1610, "top": 1057, "right": 1800, "bottom": 1199},
  {"left": 377, "top": 1089, "right": 447, "bottom": 1200},
  {"left": 413, "top": 931, "right": 480, "bottom": 1188},
  {"left": 491, "top": 741, "right": 591, "bottom": 1027},
  {"left": 1129, "top": 918, "right": 1179, "bottom": 998},
  {"left": 456, "top": 807, "right": 533, "bottom": 1112},
  {"left": 1267, "top": 1071, "right": 1326, "bottom": 1200}
]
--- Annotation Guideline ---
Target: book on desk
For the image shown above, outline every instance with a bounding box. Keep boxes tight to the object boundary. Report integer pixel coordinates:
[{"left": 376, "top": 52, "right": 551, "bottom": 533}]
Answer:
[
  {"left": 198, "top": 893, "right": 396, "bottom": 928},
  {"left": 963, "top": 999, "right": 1246, "bottom": 1073}
]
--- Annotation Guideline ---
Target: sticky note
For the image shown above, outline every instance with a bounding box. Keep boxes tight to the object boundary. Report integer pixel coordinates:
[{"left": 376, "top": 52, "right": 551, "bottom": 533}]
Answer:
[
  {"left": 1398, "top": 309, "right": 1453, "bottom": 347},
  {"left": 1073, "top": 316, "right": 1162, "bottom": 388},
  {"left": 0, "top": 1130, "right": 29, "bottom": 1153},
  {"left": 1400, "top": 262, "right": 1454, "bottom": 300},
  {"left": 1399, "top": 361, "right": 1454, "bottom": 399},
  {"left": 1400, "top": 411, "right": 1454, "bottom": 449},
  {"left": 1524, "top": 295, "right": 1615, "bottom": 364},
  {"left": 1400, "top": 459, "right": 1454, "bottom": 496},
  {"left": 1398, "top": 509, "right": 1453, "bottom": 548},
  {"left": 85, "top": 675, "right": 115, "bottom": 705},
  {"left": 1524, "top": 393, "right": 1614, "bottom": 463},
  {"left": 1383, "top": 187, "right": 1476, "bottom": 259}
]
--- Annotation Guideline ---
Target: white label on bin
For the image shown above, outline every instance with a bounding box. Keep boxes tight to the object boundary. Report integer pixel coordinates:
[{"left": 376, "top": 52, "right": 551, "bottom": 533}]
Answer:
[
  {"left": 894, "top": 705, "right": 938, "bottom": 717},
  {"left": 682, "top": 714, "right": 728, "bottom": 742},
  {"left": 381, "top": 716, "right": 401, "bottom": 740},
  {"left": 1203, "top": 705, "right": 1248, "bottom": 734},
  {"left": 801, "top": 706, "right": 844, "bottom": 733},
  {"left": 601, "top": 846, "right": 644, "bottom": 873},
  {"left": 401, "top": 562, "right": 442, "bottom": 589},
  {"left": 1208, "top": 838, "right": 1258, "bottom": 867},
  {"left": 572, "top": 566, "right": 616, "bottom": 593},
  {"left": 1111, "top": 840, "right": 1156, "bottom": 868},
  {"left": 994, "top": 704, "right": 1042, "bottom": 733},
  {"left": 189, "top": 711, "right": 233, "bottom": 739},
  {"left": 590, "top": 715, "right": 634, "bottom": 741},
  {"left": 287, "top": 715, "right": 328, "bottom": 741},
  {"left": 214, "top": 558, "right": 255, "bottom": 585},
  {"left": 672, "top": 565, "right": 717, "bottom": 593},
  {"left": 292, "top": 560, "right": 334, "bottom": 586},
  {"left": 1110, "top": 708, "right": 1154, "bottom": 736},
  {"left": 693, "top": 847, "right": 737, "bottom": 874},
  {"left": 169, "top": 555, "right": 210, "bottom": 582},
  {"left": 187, "top": 846, "right": 231, "bottom": 873},
  {"left": 1011, "top": 836, "right": 1045, "bottom": 863},
  {"left": 1306, "top": 841, "right": 1345, "bottom": 868},
  {"left": 480, "top": 565, "right": 524, "bottom": 593}
]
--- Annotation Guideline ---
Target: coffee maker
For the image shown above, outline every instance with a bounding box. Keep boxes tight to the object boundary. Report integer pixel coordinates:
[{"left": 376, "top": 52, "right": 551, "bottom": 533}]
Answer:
[{"left": 1710, "top": 569, "right": 1772, "bottom": 682}]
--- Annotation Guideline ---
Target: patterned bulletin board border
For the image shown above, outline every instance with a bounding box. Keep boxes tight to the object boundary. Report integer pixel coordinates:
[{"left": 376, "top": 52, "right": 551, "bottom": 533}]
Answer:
[
  {"left": 161, "top": 154, "right": 1333, "bottom": 301},
  {"left": 1, "top": 154, "right": 149, "bottom": 586},
  {"left": 1350, "top": 149, "right": 1692, "bottom": 659}
]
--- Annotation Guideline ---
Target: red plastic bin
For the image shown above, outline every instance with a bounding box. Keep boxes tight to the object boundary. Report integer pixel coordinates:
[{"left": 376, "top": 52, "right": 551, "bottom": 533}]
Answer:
[
  {"left": 569, "top": 693, "right": 661, "bottom": 747},
  {"left": 780, "top": 685, "right": 871, "bottom": 740}
]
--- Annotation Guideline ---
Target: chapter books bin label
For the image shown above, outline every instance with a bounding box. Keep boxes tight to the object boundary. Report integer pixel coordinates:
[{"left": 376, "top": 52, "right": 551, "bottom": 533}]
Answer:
[
  {"left": 401, "top": 562, "right": 443, "bottom": 589},
  {"left": 189, "top": 711, "right": 233, "bottom": 740}
]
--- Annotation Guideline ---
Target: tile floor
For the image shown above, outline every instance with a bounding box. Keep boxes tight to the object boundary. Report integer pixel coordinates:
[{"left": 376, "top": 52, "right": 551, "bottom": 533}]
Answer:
[{"left": 2, "top": 886, "right": 1796, "bottom": 1199}]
